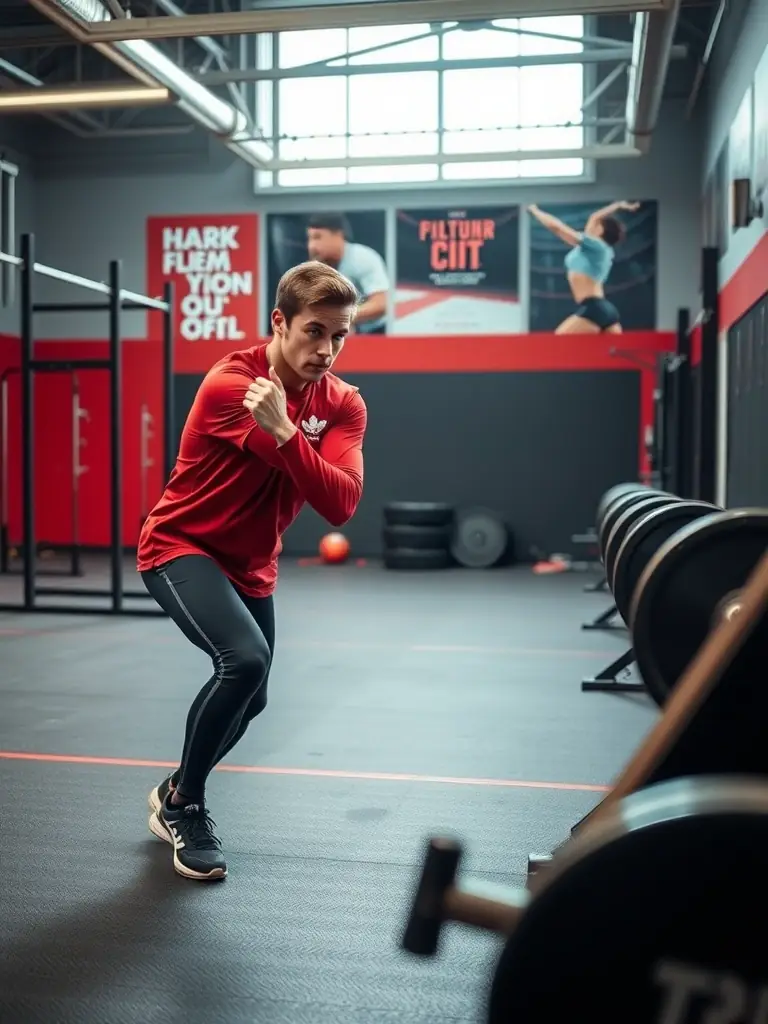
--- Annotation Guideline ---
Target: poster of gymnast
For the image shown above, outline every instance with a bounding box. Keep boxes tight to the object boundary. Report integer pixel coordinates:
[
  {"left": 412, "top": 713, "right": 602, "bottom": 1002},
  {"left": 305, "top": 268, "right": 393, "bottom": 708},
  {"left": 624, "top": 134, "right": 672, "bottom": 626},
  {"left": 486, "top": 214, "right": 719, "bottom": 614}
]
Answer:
[
  {"left": 528, "top": 200, "right": 658, "bottom": 332},
  {"left": 392, "top": 206, "right": 521, "bottom": 335},
  {"left": 264, "top": 210, "right": 389, "bottom": 335}
]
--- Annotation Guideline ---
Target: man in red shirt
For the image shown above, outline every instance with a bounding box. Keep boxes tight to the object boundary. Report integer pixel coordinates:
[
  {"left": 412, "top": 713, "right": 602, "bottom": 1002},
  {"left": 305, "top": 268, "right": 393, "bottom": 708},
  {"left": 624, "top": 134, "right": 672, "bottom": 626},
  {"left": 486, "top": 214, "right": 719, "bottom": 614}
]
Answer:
[{"left": 137, "top": 261, "right": 366, "bottom": 882}]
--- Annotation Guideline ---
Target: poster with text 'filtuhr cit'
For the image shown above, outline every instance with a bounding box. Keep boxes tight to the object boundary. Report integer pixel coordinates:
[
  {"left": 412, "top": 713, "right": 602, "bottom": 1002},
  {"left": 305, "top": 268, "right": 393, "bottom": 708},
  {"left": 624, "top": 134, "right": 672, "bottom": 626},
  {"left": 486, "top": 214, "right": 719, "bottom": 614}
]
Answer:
[{"left": 393, "top": 207, "right": 521, "bottom": 336}]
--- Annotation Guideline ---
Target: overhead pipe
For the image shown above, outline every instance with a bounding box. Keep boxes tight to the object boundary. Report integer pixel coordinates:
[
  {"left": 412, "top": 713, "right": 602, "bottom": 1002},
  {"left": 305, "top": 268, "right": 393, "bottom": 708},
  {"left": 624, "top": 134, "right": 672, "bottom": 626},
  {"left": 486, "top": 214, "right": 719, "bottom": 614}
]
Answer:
[
  {"left": 27, "top": 0, "right": 272, "bottom": 166},
  {"left": 685, "top": 0, "right": 726, "bottom": 118},
  {"left": 625, "top": 0, "right": 683, "bottom": 154}
]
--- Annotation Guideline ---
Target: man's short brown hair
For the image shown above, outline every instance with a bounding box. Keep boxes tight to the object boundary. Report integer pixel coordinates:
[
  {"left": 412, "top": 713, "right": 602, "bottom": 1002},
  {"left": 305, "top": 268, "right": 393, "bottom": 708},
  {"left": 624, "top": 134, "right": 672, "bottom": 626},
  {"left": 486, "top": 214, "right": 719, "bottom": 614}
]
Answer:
[{"left": 275, "top": 260, "right": 359, "bottom": 324}]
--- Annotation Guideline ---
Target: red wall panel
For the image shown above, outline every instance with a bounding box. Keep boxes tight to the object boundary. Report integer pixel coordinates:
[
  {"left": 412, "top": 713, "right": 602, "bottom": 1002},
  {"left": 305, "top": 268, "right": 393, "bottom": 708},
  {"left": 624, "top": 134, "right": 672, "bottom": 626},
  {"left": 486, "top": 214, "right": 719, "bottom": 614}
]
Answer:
[{"left": 0, "top": 337, "right": 166, "bottom": 548}]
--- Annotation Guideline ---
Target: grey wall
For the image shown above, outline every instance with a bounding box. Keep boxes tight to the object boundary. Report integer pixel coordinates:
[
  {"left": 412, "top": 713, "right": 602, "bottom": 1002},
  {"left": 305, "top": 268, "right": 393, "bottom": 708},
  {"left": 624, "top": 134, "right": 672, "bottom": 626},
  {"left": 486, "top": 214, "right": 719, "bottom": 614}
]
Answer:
[
  {"left": 28, "top": 98, "right": 701, "bottom": 338},
  {"left": 702, "top": 0, "right": 768, "bottom": 276},
  {"left": 0, "top": 123, "right": 35, "bottom": 338}
]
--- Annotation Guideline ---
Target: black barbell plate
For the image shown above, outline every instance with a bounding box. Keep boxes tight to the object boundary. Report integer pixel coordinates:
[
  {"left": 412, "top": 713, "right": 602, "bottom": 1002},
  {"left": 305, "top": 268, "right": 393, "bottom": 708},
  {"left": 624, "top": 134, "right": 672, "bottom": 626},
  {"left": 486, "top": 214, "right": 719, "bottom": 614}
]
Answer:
[
  {"left": 598, "top": 488, "right": 670, "bottom": 565},
  {"left": 629, "top": 509, "right": 768, "bottom": 708},
  {"left": 451, "top": 507, "right": 508, "bottom": 569},
  {"left": 602, "top": 494, "right": 680, "bottom": 588},
  {"left": 487, "top": 776, "right": 768, "bottom": 1023},
  {"left": 611, "top": 501, "right": 718, "bottom": 626},
  {"left": 595, "top": 483, "right": 646, "bottom": 528}
]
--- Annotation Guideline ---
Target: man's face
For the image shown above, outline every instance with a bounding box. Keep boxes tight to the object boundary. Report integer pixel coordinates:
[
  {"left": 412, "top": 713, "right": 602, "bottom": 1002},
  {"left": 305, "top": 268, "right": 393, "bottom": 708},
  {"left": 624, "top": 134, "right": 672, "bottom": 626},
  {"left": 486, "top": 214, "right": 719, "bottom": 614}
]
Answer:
[
  {"left": 273, "top": 303, "right": 354, "bottom": 382},
  {"left": 307, "top": 227, "right": 344, "bottom": 265}
]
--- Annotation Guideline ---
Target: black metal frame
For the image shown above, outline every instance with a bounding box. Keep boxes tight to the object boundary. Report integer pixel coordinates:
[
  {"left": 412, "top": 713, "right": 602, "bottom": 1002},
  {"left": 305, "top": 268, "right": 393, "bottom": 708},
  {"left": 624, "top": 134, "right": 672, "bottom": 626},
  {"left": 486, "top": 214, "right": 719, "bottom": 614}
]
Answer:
[
  {"left": 0, "top": 232, "right": 175, "bottom": 617},
  {"left": 580, "top": 601, "right": 624, "bottom": 631},
  {"left": 1, "top": 365, "right": 86, "bottom": 579},
  {"left": 0, "top": 157, "right": 18, "bottom": 309},
  {"left": 581, "top": 646, "right": 644, "bottom": 694},
  {"left": 696, "top": 247, "right": 720, "bottom": 504},
  {"left": 676, "top": 308, "right": 693, "bottom": 499}
]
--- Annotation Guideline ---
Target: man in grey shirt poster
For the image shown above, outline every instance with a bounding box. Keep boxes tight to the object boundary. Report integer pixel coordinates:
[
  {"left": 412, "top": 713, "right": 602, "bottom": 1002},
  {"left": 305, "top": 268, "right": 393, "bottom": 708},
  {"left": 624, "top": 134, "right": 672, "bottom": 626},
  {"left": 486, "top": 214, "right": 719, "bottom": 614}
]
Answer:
[{"left": 306, "top": 213, "right": 390, "bottom": 335}]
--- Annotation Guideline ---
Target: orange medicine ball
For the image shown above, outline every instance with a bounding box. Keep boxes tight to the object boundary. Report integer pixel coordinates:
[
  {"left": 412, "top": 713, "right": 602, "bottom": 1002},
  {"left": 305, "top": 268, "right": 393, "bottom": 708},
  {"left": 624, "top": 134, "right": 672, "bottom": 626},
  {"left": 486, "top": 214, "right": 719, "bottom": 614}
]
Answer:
[{"left": 319, "top": 532, "right": 351, "bottom": 564}]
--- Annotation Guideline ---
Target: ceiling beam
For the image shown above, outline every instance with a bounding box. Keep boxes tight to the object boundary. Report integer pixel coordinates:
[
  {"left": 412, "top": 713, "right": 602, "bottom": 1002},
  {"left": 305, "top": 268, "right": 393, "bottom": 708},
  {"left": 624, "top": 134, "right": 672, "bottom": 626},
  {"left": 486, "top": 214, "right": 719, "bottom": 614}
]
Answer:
[
  {"left": 195, "top": 46, "right": 688, "bottom": 83},
  {"left": 53, "top": 0, "right": 678, "bottom": 42},
  {"left": 267, "top": 144, "right": 644, "bottom": 172}
]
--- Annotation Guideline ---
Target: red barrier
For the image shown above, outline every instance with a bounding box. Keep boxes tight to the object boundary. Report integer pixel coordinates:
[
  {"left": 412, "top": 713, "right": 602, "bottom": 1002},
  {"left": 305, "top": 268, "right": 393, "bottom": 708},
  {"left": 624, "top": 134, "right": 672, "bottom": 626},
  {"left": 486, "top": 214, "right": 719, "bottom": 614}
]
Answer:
[{"left": 0, "top": 336, "right": 165, "bottom": 547}]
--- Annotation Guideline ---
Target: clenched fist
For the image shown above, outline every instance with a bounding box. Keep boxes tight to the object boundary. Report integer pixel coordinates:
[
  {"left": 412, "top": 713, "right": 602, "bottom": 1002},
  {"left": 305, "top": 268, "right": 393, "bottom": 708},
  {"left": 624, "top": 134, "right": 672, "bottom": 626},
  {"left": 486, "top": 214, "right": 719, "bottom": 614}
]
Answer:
[{"left": 243, "top": 366, "right": 296, "bottom": 445}]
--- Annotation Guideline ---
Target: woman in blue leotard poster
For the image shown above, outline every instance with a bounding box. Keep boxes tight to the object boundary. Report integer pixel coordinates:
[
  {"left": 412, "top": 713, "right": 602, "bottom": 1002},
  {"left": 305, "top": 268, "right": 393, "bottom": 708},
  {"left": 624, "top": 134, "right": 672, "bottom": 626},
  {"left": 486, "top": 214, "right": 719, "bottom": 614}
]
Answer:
[{"left": 527, "top": 200, "right": 640, "bottom": 335}]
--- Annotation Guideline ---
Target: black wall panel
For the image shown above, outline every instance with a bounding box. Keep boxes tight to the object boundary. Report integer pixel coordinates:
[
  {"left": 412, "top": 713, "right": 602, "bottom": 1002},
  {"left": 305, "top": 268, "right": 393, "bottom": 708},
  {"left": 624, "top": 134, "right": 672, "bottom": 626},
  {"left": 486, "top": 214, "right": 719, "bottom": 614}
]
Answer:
[{"left": 175, "top": 369, "right": 641, "bottom": 560}]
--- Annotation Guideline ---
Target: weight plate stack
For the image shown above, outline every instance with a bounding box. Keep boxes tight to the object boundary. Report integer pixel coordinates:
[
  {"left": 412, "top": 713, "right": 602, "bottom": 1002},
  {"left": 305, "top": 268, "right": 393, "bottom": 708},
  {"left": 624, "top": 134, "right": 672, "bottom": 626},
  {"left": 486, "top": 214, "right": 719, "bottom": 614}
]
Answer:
[
  {"left": 598, "top": 487, "right": 670, "bottom": 565},
  {"left": 595, "top": 482, "right": 644, "bottom": 528},
  {"left": 611, "top": 500, "right": 718, "bottom": 625},
  {"left": 629, "top": 508, "right": 768, "bottom": 707},
  {"left": 451, "top": 507, "right": 509, "bottom": 569},
  {"left": 602, "top": 493, "right": 682, "bottom": 592},
  {"left": 382, "top": 502, "right": 454, "bottom": 570}
]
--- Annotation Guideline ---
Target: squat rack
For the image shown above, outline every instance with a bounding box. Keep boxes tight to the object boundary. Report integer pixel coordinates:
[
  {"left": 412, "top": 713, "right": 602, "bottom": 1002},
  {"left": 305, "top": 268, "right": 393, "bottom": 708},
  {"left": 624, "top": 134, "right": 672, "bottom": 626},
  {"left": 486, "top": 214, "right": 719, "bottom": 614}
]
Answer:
[{"left": 0, "top": 232, "right": 174, "bottom": 617}]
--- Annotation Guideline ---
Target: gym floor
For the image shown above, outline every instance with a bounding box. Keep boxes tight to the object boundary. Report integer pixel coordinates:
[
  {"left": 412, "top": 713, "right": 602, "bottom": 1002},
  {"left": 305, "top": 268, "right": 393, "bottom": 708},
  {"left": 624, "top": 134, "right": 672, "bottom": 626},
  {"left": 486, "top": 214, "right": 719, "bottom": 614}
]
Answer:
[{"left": 0, "top": 562, "right": 658, "bottom": 1024}]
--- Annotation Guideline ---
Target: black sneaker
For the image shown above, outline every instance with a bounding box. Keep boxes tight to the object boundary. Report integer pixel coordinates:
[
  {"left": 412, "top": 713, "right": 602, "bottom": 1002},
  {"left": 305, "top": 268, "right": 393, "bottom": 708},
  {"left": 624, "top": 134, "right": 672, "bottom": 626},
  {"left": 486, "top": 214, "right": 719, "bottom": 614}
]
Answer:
[
  {"left": 149, "top": 795, "right": 227, "bottom": 881},
  {"left": 148, "top": 773, "right": 177, "bottom": 815}
]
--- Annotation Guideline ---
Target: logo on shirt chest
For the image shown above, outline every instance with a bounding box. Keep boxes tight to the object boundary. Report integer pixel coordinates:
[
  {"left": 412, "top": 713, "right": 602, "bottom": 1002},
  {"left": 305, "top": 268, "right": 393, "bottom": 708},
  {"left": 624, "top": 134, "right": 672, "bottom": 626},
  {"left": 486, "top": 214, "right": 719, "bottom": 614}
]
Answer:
[{"left": 301, "top": 414, "right": 327, "bottom": 442}]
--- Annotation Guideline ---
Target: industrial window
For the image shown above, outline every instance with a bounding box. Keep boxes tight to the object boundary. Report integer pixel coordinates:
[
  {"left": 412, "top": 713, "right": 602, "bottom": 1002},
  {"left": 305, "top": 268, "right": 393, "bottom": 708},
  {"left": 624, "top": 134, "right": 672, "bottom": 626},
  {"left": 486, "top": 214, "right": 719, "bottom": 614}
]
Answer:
[
  {"left": 347, "top": 24, "right": 439, "bottom": 64},
  {"left": 278, "top": 28, "right": 348, "bottom": 69},
  {"left": 264, "top": 17, "right": 588, "bottom": 190}
]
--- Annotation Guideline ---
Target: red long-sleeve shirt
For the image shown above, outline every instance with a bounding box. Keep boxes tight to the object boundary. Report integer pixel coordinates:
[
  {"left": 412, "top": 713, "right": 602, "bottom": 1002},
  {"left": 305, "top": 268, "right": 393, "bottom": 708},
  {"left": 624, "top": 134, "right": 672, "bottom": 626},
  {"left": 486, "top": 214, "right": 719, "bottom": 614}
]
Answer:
[{"left": 136, "top": 343, "right": 367, "bottom": 597}]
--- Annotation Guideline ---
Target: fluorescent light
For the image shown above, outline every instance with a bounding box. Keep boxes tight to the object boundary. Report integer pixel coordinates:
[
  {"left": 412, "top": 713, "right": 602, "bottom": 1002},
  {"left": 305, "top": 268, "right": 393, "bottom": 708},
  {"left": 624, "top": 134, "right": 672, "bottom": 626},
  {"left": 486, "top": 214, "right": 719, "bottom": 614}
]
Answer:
[{"left": 0, "top": 84, "right": 170, "bottom": 111}]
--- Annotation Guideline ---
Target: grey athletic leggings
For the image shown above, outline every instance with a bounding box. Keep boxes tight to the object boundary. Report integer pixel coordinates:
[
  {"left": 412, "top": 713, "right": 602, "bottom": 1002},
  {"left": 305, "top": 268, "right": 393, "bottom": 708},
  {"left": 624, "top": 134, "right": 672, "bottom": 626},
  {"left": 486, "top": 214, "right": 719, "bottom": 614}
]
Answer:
[{"left": 141, "top": 554, "right": 275, "bottom": 802}]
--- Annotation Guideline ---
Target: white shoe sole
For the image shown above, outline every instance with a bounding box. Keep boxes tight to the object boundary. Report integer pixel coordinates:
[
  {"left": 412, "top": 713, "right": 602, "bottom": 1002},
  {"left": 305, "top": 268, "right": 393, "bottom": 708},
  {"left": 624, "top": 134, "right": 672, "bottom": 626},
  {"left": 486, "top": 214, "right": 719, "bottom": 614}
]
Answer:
[
  {"left": 148, "top": 785, "right": 164, "bottom": 815},
  {"left": 148, "top": 809, "right": 227, "bottom": 882}
]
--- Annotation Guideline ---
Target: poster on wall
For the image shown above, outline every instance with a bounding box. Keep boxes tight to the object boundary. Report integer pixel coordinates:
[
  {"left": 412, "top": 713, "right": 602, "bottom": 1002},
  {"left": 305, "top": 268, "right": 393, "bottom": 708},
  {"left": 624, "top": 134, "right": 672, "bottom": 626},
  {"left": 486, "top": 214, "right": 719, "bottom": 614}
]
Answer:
[
  {"left": 393, "top": 206, "right": 521, "bottom": 336},
  {"left": 753, "top": 49, "right": 768, "bottom": 197},
  {"left": 264, "top": 211, "right": 388, "bottom": 335},
  {"left": 146, "top": 213, "right": 259, "bottom": 373},
  {"left": 528, "top": 200, "right": 658, "bottom": 332}
]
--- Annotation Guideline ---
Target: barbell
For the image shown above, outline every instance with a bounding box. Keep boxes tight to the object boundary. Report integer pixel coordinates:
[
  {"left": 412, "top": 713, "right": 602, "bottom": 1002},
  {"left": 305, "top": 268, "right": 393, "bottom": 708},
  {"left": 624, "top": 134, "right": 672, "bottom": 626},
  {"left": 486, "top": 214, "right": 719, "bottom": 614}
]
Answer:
[
  {"left": 402, "top": 525, "right": 768, "bottom": 1019},
  {"left": 403, "top": 776, "right": 768, "bottom": 1022},
  {"left": 594, "top": 484, "right": 768, "bottom": 705}
]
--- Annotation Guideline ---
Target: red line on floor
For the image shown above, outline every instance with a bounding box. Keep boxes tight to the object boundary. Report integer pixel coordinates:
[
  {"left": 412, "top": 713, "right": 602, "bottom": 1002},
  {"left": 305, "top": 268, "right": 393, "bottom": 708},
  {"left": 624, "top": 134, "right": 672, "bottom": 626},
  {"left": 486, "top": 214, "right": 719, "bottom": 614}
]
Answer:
[{"left": 0, "top": 750, "right": 609, "bottom": 793}]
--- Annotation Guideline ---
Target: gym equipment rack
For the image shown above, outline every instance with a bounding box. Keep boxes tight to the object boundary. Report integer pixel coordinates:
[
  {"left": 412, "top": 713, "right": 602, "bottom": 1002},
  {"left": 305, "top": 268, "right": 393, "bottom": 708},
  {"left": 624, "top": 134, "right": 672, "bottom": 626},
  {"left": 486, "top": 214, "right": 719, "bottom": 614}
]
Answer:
[{"left": 0, "top": 232, "right": 174, "bottom": 617}]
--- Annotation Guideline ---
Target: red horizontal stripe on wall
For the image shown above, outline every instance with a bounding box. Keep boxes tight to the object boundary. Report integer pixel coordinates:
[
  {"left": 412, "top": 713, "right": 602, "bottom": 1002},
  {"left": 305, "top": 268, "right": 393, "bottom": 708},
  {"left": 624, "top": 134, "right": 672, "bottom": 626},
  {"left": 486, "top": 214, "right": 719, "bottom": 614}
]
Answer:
[
  {"left": 719, "top": 230, "right": 768, "bottom": 332},
  {"left": 158, "top": 331, "right": 673, "bottom": 376},
  {"left": 333, "top": 331, "right": 675, "bottom": 374}
]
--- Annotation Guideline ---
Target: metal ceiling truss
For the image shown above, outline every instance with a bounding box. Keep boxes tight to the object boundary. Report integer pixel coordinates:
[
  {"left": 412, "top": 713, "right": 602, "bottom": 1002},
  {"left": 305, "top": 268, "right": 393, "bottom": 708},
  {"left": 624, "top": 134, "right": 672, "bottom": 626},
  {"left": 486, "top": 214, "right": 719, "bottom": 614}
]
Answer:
[
  {"left": 20, "top": 0, "right": 685, "bottom": 177},
  {"left": 31, "top": 0, "right": 681, "bottom": 42}
]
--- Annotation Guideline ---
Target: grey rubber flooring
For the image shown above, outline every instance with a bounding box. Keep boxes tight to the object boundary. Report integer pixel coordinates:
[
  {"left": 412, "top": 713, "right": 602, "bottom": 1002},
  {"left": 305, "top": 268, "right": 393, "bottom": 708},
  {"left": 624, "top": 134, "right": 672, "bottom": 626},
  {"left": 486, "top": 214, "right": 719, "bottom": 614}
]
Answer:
[{"left": 0, "top": 561, "right": 657, "bottom": 1024}]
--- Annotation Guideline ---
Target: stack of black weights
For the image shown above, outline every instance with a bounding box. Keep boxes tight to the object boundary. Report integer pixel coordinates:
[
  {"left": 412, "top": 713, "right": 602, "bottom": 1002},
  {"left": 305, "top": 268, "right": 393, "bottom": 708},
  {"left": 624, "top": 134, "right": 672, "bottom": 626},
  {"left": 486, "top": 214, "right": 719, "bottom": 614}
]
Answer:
[{"left": 382, "top": 502, "right": 455, "bottom": 570}]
